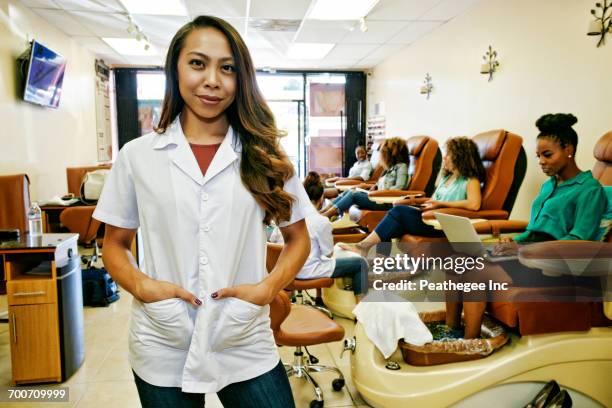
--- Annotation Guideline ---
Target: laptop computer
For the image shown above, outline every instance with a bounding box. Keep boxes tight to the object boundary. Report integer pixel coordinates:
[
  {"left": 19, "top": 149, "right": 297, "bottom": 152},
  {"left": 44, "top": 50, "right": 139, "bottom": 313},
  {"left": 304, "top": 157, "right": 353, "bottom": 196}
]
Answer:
[{"left": 434, "top": 212, "right": 517, "bottom": 262}]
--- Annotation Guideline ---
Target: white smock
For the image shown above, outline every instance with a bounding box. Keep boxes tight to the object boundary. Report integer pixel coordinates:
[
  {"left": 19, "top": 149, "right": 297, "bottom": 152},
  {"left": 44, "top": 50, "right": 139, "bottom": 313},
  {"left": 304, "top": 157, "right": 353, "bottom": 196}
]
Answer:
[{"left": 93, "top": 117, "right": 311, "bottom": 393}]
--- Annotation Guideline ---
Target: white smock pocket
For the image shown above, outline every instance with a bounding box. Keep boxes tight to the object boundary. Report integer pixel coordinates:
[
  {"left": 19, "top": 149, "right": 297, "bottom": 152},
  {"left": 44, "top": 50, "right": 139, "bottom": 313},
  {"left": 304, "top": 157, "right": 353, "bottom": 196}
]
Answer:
[
  {"left": 209, "top": 297, "right": 264, "bottom": 352},
  {"left": 132, "top": 298, "right": 194, "bottom": 350}
]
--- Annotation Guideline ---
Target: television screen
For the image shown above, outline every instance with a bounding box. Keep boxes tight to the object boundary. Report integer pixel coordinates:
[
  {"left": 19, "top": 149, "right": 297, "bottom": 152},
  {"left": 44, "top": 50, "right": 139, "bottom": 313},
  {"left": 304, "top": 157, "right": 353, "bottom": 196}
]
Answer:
[{"left": 23, "top": 40, "right": 67, "bottom": 108}]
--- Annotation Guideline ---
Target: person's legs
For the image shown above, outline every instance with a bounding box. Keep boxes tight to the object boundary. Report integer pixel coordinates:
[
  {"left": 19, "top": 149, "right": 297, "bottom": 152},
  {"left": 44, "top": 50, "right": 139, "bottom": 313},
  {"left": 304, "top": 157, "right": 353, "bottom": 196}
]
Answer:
[
  {"left": 133, "top": 371, "right": 205, "bottom": 408},
  {"left": 323, "top": 190, "right": 355, "bottom": 217},
  {"left": 332, "top": 257, "right": 369, "bottom": 296},
  {"left": 351, "top": 192, "right": 392, "bottom": 211},
  {"left": 217, "top": 360, "right": 295, "bottom": 408}
]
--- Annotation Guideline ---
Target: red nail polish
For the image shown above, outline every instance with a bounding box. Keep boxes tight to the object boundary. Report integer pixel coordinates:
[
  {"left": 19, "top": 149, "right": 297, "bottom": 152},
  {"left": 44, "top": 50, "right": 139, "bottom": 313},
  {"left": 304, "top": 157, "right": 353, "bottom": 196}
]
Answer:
[
  {"left": 211, "top": 292, "right": 218, "bottom": 299},
  {"left": 195, "top": 298, "right": 202, "bottom": 305}
]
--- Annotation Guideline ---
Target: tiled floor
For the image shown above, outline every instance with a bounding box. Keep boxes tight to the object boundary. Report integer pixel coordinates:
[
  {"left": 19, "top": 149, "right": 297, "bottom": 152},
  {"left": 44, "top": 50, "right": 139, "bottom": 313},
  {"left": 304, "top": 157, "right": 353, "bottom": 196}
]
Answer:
[{"left": 0, "top": 283, "right": 368, "bottom": 408}]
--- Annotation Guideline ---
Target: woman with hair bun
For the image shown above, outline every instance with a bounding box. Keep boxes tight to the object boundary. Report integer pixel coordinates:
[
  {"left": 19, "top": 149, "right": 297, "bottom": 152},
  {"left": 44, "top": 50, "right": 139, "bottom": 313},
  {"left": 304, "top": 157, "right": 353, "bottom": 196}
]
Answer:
[
  {"left": 495, "top": 112, "right": 606, "bottom": 252},
  {"left": 455, "top": 113, "right": 608, "bottom": 339}
]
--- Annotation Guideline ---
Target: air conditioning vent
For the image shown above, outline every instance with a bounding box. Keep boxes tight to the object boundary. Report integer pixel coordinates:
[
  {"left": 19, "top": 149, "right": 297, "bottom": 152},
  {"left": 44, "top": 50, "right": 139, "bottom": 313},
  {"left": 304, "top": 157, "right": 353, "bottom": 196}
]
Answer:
[{"left": 248, "top": 19, "right": 301, "bottom": 32}]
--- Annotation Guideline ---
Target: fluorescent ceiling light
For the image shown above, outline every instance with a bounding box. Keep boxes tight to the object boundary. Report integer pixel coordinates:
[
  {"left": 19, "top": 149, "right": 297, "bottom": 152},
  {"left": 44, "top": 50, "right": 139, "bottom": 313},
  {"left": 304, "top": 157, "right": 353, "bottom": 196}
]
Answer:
[
  {"left": 103, "top": 38, "right": 157, "bottom": 56},
  {"left": 119, "top": 0, "right": 187, "bottom": 16},
  {"left": 308, "top": 0, "right": 380, "bottom": 20},
  {"left": 287, "top": 43, "right": 335, "bottom": 59}
]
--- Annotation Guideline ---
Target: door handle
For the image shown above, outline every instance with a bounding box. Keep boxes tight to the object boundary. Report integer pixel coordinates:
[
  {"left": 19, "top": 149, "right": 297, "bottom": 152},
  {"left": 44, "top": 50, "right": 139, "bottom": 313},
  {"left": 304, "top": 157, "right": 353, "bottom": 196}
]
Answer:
[
  {"left": 11, "top": 313, "right": 17, "bottom": 344},
  {"left": 13, "top": 291, "right": 45, "bottom": 297}
]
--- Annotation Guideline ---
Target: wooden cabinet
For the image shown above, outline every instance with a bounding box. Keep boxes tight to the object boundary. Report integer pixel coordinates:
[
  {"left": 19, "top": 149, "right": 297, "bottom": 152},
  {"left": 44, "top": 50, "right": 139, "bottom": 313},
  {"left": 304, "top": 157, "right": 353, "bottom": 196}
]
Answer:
[
  {"left": 9, "top": 303, "right": 61, "bottom": 383},
  {"left": 1, "top": 233, "right": 83, "bottom": 385}
]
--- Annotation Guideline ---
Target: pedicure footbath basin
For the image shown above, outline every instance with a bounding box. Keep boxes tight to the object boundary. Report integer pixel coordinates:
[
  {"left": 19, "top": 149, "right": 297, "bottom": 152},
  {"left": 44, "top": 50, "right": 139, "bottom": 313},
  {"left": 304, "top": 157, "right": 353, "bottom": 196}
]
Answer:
[{"left": 399, "top": 310, "right": 509, "bottom": 366}]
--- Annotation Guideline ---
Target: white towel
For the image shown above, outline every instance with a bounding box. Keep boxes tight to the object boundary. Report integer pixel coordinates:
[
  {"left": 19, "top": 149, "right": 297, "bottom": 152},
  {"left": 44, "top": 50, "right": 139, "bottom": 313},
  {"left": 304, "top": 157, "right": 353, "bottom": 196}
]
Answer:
[{"left": 352, "top": 292, "right": 433, "bottom": 358}]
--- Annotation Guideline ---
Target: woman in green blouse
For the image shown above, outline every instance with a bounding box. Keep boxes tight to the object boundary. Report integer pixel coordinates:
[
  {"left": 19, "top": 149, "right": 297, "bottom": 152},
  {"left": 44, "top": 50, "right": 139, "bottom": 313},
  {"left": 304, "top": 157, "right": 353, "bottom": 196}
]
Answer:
[
  {"left": 456, "top": 113, "right": 608, "bottom": 339},
  {"left": 494, "top": 113, "right": 606, "bottom": 254}
]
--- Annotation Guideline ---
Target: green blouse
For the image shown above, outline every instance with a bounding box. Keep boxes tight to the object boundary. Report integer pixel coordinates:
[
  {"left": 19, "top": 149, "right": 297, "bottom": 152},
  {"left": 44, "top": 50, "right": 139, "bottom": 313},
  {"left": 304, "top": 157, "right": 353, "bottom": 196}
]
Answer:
[
  {"left": 432, "top": 175, "right": 469, "bottom": 202},
  {"left": 514, "top": 171, "right": 606, "bottom": 243}
]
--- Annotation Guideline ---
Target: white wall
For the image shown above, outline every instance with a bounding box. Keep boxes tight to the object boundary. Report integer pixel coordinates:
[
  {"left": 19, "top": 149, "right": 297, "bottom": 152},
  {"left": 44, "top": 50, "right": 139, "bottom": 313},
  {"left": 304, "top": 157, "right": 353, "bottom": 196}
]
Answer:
[
  {"left": 0, "top": 0, "right": 99, "bottom": 202},
  {"left": 368, "top": 0, "right": 612, "bottom": 220}
]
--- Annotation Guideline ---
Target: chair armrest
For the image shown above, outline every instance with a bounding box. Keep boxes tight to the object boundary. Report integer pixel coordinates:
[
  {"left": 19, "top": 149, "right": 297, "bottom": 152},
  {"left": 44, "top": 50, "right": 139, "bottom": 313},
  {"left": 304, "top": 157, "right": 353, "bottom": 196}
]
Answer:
[
  {"left": 472, "top": 220, "right": 529, "bottom": 236},
  {"left": 393, "top": 197, "right": 430, "bottom": 206},
  {"left": 367, "top": 190, "right": 425, "bottom": 198},
  {"left": 421, "top": 208, "right": 509, "bottom": 220},
  {"left": 518, "top": 241, "right": 612, "bottom": 277}
]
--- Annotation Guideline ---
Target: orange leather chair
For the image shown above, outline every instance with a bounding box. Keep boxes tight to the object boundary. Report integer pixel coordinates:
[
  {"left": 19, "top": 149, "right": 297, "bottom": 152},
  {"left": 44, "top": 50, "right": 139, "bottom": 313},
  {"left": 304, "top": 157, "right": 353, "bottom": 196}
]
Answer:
[
  {"left": 0, "top": 174, "right": 30, "bottom": 294},
  {"left": 60, "top": 207, "right": 102, "bottom": 266},
  {"left": 478, "top": 131, "right": 612, "bottom": 335},
  {"left": 267, "top": 246, "right": 346, "bottom": 408},
  {"left": 0, "top": 174, "right": 31, "bottom": 235},
  {"left": 66, "top": 164, "right": 111, "bottom": 198},
  {"left": 267, "top": 243, "right": 334, "bottom": 318},
  {"left": 400, "top": 129, "right": 526, "bottom": 244},
  {"left": 356, "top": 135, "right": 442, "bottom": 231}
]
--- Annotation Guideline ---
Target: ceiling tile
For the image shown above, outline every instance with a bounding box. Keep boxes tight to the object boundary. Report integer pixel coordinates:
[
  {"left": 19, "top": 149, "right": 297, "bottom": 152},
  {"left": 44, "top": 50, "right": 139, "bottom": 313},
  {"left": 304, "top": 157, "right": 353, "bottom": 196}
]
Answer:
[
  {"left": 327, "top": 44, "right": 379, "bottom": 60},
  {"left": 120, "top": 55, "right": 164, "bottom": 66},
  {"left": 72, "top": 35, "right": 118, "bottom": 54},
  {"left": 185, "top": 0, "right": 247, "bottom": 19},
  {"left": 419, "top": 0, "right": 482, "bottom": 21},
  {"left": 20, "top": 0, "right": 60, "bottom": 8},
  {"left": 67, "top": 11, "right": 129, "bottom": 37},
  {"left": 387, "top": 21, "right": 440, "bottom": 44},
  {"left": 294, "top": 20, "right": 354, "bottom": 43},
  {"left": 249, "top": 0, "right": 310, "bottom": 20},
  {"left": 53, "top": 0, "right": 124, "bottom": 13},
  {"left": 339, "top": 20, "right": 408, "bottom": 44},
  {"left": 368, "top": 0, "right": 444, "bottom": 21},
  {"left": 31, "top": 9, "right": 93, "bottom": 36},
  {"left": 131, "top": 15, "right": 190, "bottom": 43},
  {"left": 352, "top": 58, "right": 382, "bottom": 69},
  {"left": 366, "top": 43, "right": 406, "bottom": 60}
]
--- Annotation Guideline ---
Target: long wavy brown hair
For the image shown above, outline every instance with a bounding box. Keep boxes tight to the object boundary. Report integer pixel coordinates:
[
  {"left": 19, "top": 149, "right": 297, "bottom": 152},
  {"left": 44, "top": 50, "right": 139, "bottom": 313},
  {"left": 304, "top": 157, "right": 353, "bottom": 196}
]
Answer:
[
  {"left": 380, "top": 137, "right": 409, "bottom": 167},
  {"left": 442, "top": 137, "right": 486, "bottom": 181},
  {"left": 156, "top": 16, "right": 294, "bottom": 224}
]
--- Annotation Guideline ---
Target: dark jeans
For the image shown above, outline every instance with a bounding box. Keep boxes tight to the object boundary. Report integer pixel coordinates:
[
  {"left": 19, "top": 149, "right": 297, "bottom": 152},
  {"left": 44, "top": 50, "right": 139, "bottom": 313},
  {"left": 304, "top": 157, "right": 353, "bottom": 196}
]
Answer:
[
  {"left": 331, "top": 257, "right": 369, "bottom": 295},
  {"left": 332, "top": 190, "right": 391, "bottom": 213},
  {"left": 133, "top": 360, "right": 295, "bottom": 408},
  {"left": 374, "top": 205, "right": 445, "bottom": 241}
]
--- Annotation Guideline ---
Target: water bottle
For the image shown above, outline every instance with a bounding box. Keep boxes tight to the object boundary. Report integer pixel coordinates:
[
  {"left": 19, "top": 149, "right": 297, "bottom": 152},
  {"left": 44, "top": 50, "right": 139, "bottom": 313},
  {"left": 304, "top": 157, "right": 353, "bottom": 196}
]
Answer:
[{"left": 28, "top": 202, "right": 43, "bottom": 236}]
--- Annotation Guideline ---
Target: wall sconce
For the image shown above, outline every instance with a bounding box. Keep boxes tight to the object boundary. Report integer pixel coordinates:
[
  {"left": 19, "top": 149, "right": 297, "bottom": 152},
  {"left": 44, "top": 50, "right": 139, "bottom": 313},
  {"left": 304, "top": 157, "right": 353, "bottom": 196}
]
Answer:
[
  {"left": 480, "top": 45, "right": 500, "bottom": 81},
  {"left": 420, "top": 73, "right": 433, "bottom": 99},
  {"left": 588, "top": 0, "right": 611, "bottom": 47}
]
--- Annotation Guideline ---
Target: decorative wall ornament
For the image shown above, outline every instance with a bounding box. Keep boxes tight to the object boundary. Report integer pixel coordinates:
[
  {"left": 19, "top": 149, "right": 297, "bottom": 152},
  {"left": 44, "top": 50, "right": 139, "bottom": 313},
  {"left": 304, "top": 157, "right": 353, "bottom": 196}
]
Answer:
[
  {"left": 420, "top": 73, "right": 433, "bottom": 99},
  {"left": 588, "top": 0, "right": 611, "bottom": 47},
  {"left": 480, "top": 45, "right": 500, "bottom": 82}
]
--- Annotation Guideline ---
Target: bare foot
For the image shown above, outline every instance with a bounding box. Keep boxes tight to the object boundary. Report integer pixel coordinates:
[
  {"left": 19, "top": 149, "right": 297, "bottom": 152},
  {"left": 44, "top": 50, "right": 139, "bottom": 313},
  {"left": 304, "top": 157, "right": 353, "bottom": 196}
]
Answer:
[{"left": 338, "top": 242, "right": 366, "bottom": 256}]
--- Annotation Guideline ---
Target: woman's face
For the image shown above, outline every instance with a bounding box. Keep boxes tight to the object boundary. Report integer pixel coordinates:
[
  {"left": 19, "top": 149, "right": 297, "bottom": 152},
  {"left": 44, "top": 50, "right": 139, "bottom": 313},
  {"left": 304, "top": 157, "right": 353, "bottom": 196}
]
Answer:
[
  {"left": 355, "top": 147, "right": 367, "bottom": 161},
  {"left": 536, "top": 137, "right": 573, "bottom": 177},
  {"left": 177, "top": 27, "right": 237, "bottom": 121},
  {"left": 442, "top": 149, "right": 456, "bottom": 173}
]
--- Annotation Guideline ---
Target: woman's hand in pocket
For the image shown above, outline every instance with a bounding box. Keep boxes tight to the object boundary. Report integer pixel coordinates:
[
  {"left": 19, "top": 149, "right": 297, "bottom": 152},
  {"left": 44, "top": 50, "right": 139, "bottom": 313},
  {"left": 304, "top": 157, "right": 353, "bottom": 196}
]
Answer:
[
  {"left": 212, "top": 281, "right": 274, "bottom": 306},
  {"left": 136, "top": 277, "right": 202, "bottom": 307}
]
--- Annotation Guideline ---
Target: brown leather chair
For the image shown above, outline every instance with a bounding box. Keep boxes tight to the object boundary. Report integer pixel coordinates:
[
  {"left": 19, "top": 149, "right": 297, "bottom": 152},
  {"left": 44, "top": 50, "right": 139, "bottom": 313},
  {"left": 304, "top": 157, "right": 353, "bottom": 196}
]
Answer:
[
  {"left": 267, "top": 243, "right": 335, "bottom": 318},
  {"left": 356, "top": 135, "right": 442, "bottom": 231},
  {"left": 479, "top": 131, "right": 612, "bottom": 335},
  {"left": 60, "top": 206, "right": 102, "bottom": 266},
  {"left": 268, "top": 248, "right": 346, "bottom": 408},
  {"left": 0, "top": 174, "right": 31, "bottom": 235},
  {"left": 66, "top": 164, "right": 111, "bottom": 198},
  {"left": 0, "top": 174, "right": 30, "bottom": 294},
  {"left": 400, "top": 129, "right": 526, "bottom": 244}
]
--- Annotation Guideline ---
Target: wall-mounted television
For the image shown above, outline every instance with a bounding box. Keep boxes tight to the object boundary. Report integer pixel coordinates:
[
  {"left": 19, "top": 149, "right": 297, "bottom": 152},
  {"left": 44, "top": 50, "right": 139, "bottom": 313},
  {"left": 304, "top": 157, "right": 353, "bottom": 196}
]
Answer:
[{"left": 20, "top": 40, "right": 67, "bottom": 108}]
